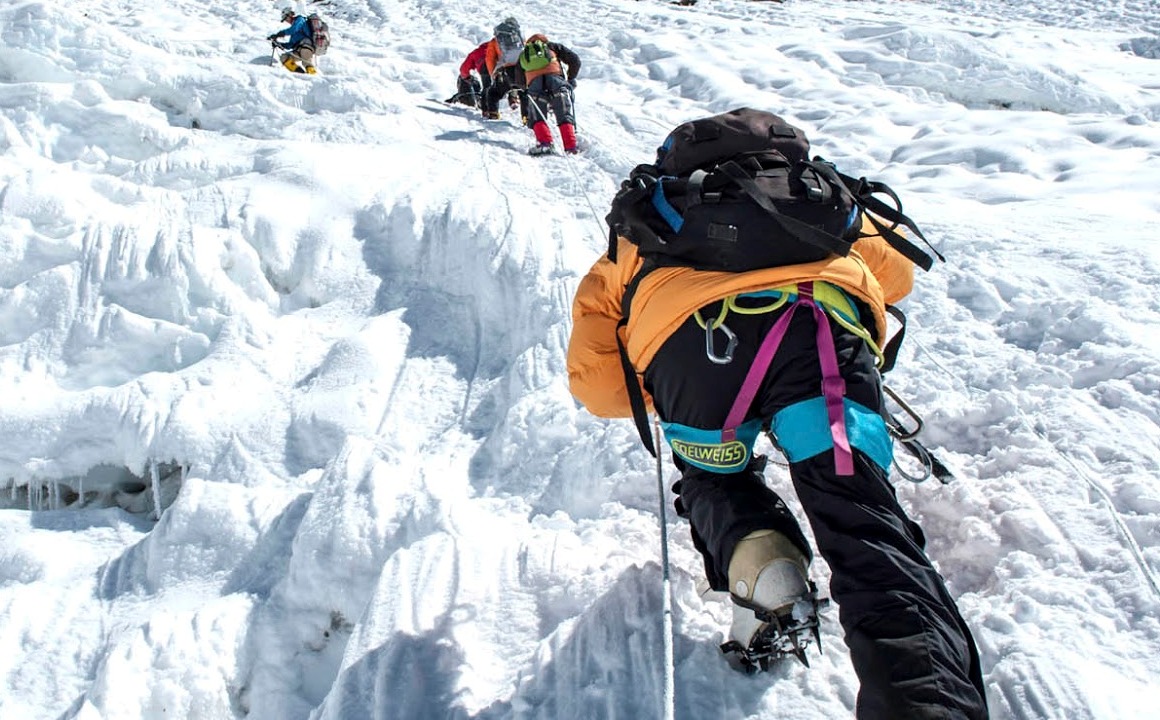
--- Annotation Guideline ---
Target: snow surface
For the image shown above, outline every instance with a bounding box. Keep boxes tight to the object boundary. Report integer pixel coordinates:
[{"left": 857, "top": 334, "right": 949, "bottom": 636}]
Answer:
[{"left": 1, "top": 0, "right": 1158, "bottom": 718}]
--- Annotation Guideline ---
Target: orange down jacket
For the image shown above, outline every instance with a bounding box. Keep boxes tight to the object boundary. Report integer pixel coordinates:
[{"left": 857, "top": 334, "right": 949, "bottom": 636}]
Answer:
[
  {"left": 566, "top": 218, "right": 915, "bottom": 419},
  {"left": 485, "top": 37, "right": 521, "bottom": 76}
]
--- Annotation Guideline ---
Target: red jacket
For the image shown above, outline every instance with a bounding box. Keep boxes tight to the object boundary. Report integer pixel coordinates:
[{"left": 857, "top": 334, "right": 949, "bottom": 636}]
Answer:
[{"left": 459, "top": 41, "right": 489, "bottom": 78}]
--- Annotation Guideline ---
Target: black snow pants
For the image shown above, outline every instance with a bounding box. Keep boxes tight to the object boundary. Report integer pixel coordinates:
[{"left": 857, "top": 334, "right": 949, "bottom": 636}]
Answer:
[
  {"left": 525, "top": 73, "right": 575, "bottom": 126},
  {"left": 482, "top": 65, "right": 521, "bottom": 114},
  {"left": 643, "top": 298, "right": 989, "bottom": 720}
]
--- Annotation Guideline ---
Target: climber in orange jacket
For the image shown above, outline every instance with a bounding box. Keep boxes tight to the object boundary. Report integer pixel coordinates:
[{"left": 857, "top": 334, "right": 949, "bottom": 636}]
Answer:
[
  {"left": 480, "top": 17, "right": 525, "bottom": 120},
  {"left": 568, "top": 184, "right": 987, "bottom": 718}
]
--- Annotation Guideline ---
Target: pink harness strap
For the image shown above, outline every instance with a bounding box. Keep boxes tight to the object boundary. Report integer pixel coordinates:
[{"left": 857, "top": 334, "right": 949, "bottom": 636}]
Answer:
[{"left": 720, "top": 282, "right": 855, "bottom": 476}]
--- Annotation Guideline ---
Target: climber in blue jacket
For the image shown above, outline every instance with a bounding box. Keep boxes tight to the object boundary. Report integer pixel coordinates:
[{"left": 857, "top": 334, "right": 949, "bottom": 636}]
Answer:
[{"left": 267, "top": 7, "right": 317, "bottom": 74}]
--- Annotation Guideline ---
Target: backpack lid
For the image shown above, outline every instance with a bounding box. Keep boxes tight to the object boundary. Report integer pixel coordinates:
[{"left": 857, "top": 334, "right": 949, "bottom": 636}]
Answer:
[
  {"left": 607, "top": 107, "right": 942, "bottom": 272},
  {"left": 657, "top": 108, "right": 810, "bottom": 176}
]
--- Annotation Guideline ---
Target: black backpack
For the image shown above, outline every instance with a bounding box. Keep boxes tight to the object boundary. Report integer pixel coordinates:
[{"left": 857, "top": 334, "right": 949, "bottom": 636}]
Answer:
[
  {"left": 605, "top": 107, "right": 944, "bottom": 455},
  {"left": 606, "top": 107, "right": 940, "bottom": 275},
  {"left": 494, "top": 18, "right": 523, "bottom": 53}
]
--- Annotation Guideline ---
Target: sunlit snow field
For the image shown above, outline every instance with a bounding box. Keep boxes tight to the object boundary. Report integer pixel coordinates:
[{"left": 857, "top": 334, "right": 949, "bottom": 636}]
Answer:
[{"left": 1, "top": 0, "right": 1158, "bottom": 718}]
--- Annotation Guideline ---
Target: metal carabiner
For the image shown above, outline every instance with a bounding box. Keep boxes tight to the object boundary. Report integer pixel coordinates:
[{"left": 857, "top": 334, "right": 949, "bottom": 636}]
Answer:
[
  {"left": 882, "top": 384, "right": 924, "bottom": 441},
  {"left": 705, "top": 321, "right": 738, "bottom": 364}
]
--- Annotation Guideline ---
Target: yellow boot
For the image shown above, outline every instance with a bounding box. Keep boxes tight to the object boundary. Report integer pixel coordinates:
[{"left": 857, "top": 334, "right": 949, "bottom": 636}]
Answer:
[
  {"left": 282, "top": 57, "right": 303, "bottom": 73},
  {"left": 305, "top": 66, "right": 317, "bottom": 75}
]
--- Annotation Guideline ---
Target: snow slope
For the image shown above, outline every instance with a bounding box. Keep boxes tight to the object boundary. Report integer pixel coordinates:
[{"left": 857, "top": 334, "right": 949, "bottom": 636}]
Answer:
[{"left": 1, "top": 0, "right": 1158, "bottom": 718}]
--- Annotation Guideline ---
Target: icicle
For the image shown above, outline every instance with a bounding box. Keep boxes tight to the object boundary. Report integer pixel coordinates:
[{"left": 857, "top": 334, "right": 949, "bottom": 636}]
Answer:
[{"left": 150, "top": 463, "right": 163, "bottom": 521}]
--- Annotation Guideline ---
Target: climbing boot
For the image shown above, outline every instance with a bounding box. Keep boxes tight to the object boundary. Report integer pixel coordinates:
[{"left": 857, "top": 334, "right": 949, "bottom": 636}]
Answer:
[{"left": 721, "top": 530, "right": 824, "bottom": 671}]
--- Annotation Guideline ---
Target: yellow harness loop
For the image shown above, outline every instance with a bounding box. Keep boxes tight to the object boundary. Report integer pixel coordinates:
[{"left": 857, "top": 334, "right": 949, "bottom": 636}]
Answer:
[
  {"left": 693, "top": 301, "right": 731, "bottom": 330},
  {"left": 697, "top": 283, "right": 886, "bottom": 367},
  {"left": 725, "top": 293, "right": 790, "bottom": 316}
]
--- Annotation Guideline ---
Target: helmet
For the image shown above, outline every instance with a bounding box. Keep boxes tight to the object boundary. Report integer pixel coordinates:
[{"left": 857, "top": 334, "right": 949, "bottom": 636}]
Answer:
[{"left": 281, "top": 7, "right": 295, "bottom": 21}]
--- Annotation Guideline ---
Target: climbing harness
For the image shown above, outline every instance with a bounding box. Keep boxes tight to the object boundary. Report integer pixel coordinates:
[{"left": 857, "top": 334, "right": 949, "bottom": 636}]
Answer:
[
  {"left": 636, "top": 280, "right": 954, "bottom": 482},
  {"left": 692, "top": 281, "right": 886, "bottom": 369},
  {"left": 656, "top": 282, "right": 867, "bottom": 475}
]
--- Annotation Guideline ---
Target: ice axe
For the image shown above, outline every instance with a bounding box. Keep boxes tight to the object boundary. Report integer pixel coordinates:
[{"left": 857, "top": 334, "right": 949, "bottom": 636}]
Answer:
[{"left": 269, "top": 39, "right": 287, "bottom": 66}]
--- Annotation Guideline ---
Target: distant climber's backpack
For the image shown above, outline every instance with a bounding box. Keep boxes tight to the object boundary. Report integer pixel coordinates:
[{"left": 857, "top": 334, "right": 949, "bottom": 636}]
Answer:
[
  {"left": 308, "top": 13, "right": 330, "bottom": 55},
  {"left": 519, "top": 39, "right": 554, "bottom": 71},
  {"left": 606, "top": 107, "right": 941, "bottom": 275},
  {"left": 494, "top": 18, "right": 523, "bottom": 54}
]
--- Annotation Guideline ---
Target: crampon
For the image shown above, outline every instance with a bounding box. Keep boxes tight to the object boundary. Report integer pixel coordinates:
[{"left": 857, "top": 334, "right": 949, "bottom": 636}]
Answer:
[{"left": 720, "top": 585, "right": 829, "bottom": 672}]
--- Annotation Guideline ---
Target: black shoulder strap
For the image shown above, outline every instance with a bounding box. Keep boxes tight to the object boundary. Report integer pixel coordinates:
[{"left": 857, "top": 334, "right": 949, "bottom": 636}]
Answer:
[
  {"left": 879, "top": 304, "right": 908, "bottom": 374},
  {"left": 616, "top": 322, "right": 656, "bottom": 456},
  {"left": 615, "top": 261, "right": 660, "bottom": 457}
]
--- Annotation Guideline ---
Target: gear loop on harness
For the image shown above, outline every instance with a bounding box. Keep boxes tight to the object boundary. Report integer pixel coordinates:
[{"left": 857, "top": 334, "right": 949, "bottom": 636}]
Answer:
[
  {"left": 696, "top": 285, "right": 887, "bottom": 369},
  {"left": 694, "top": 302, "right": 730, "bottom": 330}
]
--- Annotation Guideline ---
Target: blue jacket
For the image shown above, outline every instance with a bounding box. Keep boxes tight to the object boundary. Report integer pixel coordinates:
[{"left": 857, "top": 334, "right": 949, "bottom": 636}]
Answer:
[{"left": 272, "top": 16, "right": 312, "bottom": 48}]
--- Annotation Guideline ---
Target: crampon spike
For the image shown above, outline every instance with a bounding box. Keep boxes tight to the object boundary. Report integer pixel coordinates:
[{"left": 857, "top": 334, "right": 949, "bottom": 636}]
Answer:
[
  {"left": 793, "top": 645, "right": 810, "bottom": 667},
  {"left": 720, "top": 587, "right": 831, "bottom": 672}
]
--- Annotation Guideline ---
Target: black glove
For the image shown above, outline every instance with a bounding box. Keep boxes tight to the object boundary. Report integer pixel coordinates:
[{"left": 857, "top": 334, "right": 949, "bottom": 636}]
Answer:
[
  {"left": 567, "top": 78, "right": 577, "bottom": 89},
  {"left": 267, "top": 34, "right": 278, "bottom": 41}
]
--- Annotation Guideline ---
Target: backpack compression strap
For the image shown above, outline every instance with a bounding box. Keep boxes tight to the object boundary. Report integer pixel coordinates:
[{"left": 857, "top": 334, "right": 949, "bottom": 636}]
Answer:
[
  {"left": 835, "top": 170, "right": 945, "bottom": 271},
  {"left": 716, "top": 162, "right": 855, "bottom": 259}
]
